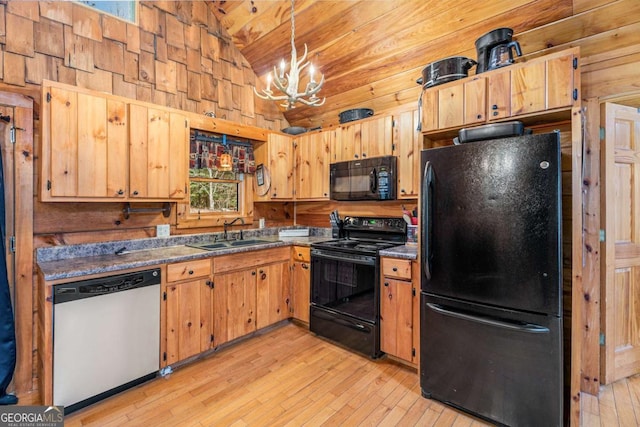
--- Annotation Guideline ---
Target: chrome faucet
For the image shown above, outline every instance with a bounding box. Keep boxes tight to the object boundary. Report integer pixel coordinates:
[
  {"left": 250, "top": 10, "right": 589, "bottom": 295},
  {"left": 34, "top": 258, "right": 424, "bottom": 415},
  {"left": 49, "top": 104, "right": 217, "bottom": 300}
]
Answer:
[{"left": 223, "top": 217, "right": 245, "bottom": 240}]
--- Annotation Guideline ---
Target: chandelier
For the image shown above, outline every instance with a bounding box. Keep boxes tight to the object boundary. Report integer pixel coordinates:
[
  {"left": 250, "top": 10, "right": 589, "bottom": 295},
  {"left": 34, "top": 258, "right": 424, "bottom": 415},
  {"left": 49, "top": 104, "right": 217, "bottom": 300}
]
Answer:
[{"left": 253, "top": 0, "right": 325, "bottom": 109}]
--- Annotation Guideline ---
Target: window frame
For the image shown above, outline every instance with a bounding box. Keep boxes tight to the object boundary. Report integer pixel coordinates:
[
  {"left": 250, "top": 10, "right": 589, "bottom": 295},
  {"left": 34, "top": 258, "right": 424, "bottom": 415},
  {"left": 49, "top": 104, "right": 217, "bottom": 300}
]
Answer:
[
  {"left": 176, "top": 120, "right": 264, "bottom": 230},
  {"left": 76, "top": 0, "right": 138, "bottom": 24}
]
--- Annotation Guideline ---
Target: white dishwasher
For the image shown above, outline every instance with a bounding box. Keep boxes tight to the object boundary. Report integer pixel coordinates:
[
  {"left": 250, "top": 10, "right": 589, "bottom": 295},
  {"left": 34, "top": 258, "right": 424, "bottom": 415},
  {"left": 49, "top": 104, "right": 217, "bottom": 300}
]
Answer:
[{"left": 53, "top": 268, "right": 161, "bottom": 413}]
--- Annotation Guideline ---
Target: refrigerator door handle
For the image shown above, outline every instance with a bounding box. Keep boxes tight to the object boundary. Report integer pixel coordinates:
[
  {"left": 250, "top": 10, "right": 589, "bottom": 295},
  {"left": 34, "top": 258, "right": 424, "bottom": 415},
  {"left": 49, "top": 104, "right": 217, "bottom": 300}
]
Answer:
[
  {"left": 426, "top": 303, "right": 550, "bottom": 334},
  {"left": 422, "top": 161, "right": 434, "bottom": 279}
]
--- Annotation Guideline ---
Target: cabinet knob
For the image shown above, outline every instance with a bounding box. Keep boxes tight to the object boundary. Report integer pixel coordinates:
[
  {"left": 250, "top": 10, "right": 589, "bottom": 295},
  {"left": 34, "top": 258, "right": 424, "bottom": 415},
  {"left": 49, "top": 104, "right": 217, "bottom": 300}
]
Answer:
[
  {"left": 493, "top": 111, "right": 499, "bottom": 116},
  {"left": 302, "top": 264, "right": 309, "bottom": 270},
  {"left": 392, "top": 267, "right": 398, "bottom": 272},
  {"left": 324, "top": 193, "right": 328, "bottom": 196},
  {"left": 117, "top": 189, "right": 124, "bottom": 195},
  {"left": 477, "top": 114, "right": 482, "bottom": 119},
  {"left": 492, "top": 104, "right": 498, "bottom": 110},
  {"left": 251, "top": 271, "right": 256, "bottom": 276},
  {"left": 272, "top": 193, "right": 277, "bottom": 197},
  {"left": 354, "top": 154, "right": 359, "bottom": 159},
  {"left": 401, "top": 189, "right": 406, "bottom": 193},
  {"left": 384, "top": 282, "right": 389, "bottom": 287},
  {"left": 188, "top": 270, "right": 194, "bottom": 275},
  {"left": 132, "top": 190, "right": 139, "bottom": 196},
  {"left": 362, "top": 153, "right": 367, "bottom": 158}
]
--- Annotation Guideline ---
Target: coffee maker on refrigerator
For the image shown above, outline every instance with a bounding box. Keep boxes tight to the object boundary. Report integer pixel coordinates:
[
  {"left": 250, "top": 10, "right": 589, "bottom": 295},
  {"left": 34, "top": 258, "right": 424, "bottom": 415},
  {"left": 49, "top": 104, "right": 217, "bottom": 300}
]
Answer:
[{"left": 475, "top": 27, "right": 522, "bottom": 73}]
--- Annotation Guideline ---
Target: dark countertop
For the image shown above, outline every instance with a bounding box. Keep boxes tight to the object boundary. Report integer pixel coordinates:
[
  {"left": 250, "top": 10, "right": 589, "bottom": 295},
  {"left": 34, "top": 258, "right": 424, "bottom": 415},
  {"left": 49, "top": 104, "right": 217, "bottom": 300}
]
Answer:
[
  {"left": 38, "top": 235, "right": 332, "bottom": 282},
  {"left": 379, "top": 244, "right": 418, "bottom": 260}
]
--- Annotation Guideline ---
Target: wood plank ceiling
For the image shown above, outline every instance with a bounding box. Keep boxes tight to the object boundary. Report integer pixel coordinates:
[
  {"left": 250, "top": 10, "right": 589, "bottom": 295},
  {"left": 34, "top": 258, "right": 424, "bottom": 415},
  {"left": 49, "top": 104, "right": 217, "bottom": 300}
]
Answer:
[{"left": 208, "top": 0, "right": 573, "bottom": 129}]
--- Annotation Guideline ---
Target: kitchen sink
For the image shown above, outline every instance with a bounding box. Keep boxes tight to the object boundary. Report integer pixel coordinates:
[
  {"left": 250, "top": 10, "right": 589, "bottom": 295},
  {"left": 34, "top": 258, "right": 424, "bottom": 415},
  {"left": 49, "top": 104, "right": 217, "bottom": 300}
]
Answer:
[
  {"left": 228, "top": 239, "right": 272, "bottom": 247},
  {"left": 196, "top": 242, "right": 229, "bottom": 250},
  {"left": 187, "top": 239, "right": 276, "bottom": 251}
]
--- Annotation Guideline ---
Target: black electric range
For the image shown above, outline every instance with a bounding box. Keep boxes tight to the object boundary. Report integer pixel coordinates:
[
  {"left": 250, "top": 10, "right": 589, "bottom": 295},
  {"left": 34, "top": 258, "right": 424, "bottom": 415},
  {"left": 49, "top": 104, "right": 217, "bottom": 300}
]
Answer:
[{"left": 309, "top": 216, "right": 406, "bottom": 358}]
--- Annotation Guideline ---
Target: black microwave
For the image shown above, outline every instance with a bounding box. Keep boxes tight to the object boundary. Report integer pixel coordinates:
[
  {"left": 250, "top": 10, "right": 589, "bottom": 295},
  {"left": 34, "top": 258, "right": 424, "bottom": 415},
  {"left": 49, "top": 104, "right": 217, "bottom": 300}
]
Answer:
[{"left": 330, "top": 156, "right": 396, "bottom": 201}]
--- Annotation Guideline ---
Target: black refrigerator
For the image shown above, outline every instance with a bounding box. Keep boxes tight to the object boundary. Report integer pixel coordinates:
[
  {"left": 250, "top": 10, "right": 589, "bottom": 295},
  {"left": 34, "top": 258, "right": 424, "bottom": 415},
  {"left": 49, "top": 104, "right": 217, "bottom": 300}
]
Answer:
[{"left": 419, "top": 132, "right": 563, "bottom": 427}]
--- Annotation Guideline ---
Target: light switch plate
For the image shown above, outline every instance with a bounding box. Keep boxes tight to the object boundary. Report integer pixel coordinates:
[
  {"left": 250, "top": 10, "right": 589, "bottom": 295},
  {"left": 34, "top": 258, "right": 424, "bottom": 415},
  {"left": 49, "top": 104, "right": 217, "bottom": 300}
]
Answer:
[{"left": 156, "top": 224, "right": 170, "bottom": 237}]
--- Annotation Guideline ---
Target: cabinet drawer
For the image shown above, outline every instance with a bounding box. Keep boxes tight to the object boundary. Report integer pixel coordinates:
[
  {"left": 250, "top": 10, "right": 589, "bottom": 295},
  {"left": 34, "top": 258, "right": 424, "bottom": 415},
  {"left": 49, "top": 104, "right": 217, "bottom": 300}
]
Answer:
[
  {"left": 381, "top": 258, "right": 412, "bottom": 280},
  {"left": 167, "top": 259, "right": 211, "bottom": 282},
  {"left": 292, "top": 246, "right": 310, "bottom": 262}
]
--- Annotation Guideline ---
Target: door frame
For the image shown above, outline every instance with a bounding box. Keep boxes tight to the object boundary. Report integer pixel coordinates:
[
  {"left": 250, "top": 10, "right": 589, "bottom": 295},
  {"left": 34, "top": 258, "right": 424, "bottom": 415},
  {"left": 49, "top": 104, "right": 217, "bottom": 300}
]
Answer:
[{"left": 0, "top": 92, "right": 34, "bottom": 396}]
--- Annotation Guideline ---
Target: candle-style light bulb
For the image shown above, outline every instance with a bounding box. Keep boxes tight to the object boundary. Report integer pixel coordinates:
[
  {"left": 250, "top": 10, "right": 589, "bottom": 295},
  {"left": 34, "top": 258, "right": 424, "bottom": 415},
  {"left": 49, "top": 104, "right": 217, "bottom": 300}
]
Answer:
[
  {"left": 280, "top": 60, "right": 285, "bottom": 79},
  {"left": 267, "top": 73, "right": 272, "bottom": 91},
  {"left": 309, "top": 64, "right": 315, "bottom": 84}
]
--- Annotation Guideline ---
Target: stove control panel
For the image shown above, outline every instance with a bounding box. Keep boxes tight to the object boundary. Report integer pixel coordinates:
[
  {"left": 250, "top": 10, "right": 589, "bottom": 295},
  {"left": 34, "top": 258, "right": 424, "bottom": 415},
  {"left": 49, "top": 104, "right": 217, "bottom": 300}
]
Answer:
[{"left": 343, "top": 216, "right": 406, "bottom": 232}]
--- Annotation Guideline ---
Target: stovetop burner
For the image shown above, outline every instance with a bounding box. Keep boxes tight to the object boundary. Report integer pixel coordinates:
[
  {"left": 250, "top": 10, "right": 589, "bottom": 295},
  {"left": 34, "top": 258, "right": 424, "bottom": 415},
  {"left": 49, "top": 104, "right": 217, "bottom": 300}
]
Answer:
[{"left": 312, "top": 216, "right": 407, "bottom": 256}]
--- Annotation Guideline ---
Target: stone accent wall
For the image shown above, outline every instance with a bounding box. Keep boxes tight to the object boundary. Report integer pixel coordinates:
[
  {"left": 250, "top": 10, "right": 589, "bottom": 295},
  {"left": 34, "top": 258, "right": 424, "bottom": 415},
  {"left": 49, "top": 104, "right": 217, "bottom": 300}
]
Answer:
[{"left": 0, "top": 1, "right": 287, "bottom": 130}]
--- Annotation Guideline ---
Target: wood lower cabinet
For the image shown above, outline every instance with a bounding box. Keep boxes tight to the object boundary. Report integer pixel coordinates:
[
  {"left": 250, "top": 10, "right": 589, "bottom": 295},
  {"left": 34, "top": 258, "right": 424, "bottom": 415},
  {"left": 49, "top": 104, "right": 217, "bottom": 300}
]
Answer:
[
  {"left": 256, "top": 261, "right": 290, "bottom": 329},
  {"left": 163, "top": 259, "right": 213, "bottom": 366},
  {"left": 290, "top": 246, "right": 311, "bottom": 323},
  {"left": 212, "top": 247, "right": 291, "bottom": 347},
  {"left": 379, "top": 256, "right": 419, "bottom": 365},
  {"left": 212, "top": 269, "right": 257, "bottom": 346}
]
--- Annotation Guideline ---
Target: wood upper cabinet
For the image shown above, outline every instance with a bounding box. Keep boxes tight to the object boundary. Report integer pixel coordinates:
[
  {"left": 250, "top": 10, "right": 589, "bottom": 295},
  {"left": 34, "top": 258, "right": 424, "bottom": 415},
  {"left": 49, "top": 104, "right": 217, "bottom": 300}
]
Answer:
[
  {"left": 393, "top": 109, "right": 422, "bottom": 198},
  {"left": 421, "top": 47, "right": 579, "bottom": 133},
  {"left": 290, "top": 246, "right": 311, "bottom": 324},
  {"left": 163, "top": 259, "right": 213, "bottom": 366},
  {"left": 256, "top": 261, "right": 290, "bottom": 329},
  {"left": 129, "top": 105, "right": 188, "bottom": 200},
  {"left": 295, "top": 131, "right": 332, "bottom": 200},
  {"left": 267, "top": 133, "right": 295, "bottom": 200},
  {"left": 420, "top": 76, "right": 486, "bottom": 133},
  {"left": 42, "top": 87, "right": 128, "bottom": 200},
  {"left": 379, "top": 257, "right": 419, "bottom": 365},
  {"left": 333, "top": 115, "right": 393, "bottom": 162},
  {"left": 40, "top": 82, "right": 189, "bottom": 202}
]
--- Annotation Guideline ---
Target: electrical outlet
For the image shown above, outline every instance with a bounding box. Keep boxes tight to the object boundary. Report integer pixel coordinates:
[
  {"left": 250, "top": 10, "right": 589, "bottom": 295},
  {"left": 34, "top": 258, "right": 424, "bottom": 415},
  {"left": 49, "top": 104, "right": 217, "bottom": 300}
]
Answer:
[{"left": 156, "top": 224, "right": 170, "bottom": 237}]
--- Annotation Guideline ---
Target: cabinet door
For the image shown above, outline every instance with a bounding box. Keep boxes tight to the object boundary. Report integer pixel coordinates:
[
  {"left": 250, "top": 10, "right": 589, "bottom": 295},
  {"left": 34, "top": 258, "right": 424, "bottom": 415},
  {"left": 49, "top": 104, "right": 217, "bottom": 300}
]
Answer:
[
  {"left": 547, "top": 53, "right": 575, "bottom": 110},
  {"left": 256, "top": 261, "right": 290, "bottom": 329},
  {"left": 334, "top": 122, "right": 362, "bottom": 161},
  {"left": 380, "top": 277, "right": 413, "bottom": 363},
  {"left": 511, "top": 61, "right": 546, "bottom": 116},
  {"left": 438, "top": 85, "right": 464, "bottom": 129},
  {"left": 488, "top": 70, "right": 511, "bottom": 121},
  {"left": 129, "top": 106, "right": 188, "bottom": 200},
  {"left": 165, "top": 279, "right": 211, "bottom": 365},
  {"left": 47, "top": 88, "right": 127, "bottom": 199},
  {"left": 420, "top": 89, "right": 438, "bottom": 132},
  {"left": 268, "top": 133, "right": 294, "bottom": 199},
  {"left": 394, "top": 109, "right": 421, "bottom": 199},
  {"left": 361, "top": 115, "right": 393, "bottom": 158},
  {"left": 464, "top": 77, "right": 486, "bottom": 125},
  {"left": 296, "top": 131, "right": 331, "bottom": 200},
  {"left": 212, "top": 269, "right": 256, "bottom": 346},
  {"left": 291, "top": 261, "right": 310, "bottom": 323}
]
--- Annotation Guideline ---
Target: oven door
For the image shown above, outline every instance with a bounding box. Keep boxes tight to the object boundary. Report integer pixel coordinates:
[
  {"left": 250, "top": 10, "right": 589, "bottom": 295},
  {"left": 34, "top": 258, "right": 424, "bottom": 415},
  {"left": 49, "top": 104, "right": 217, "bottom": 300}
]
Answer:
[{"left": 310, "top": 249, "right": 377, "bottom": 322}]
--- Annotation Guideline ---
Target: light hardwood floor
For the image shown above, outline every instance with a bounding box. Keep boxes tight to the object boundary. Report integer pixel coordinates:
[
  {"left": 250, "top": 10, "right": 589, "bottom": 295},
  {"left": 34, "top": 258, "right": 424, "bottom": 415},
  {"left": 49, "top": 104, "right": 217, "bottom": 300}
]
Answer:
[{"left": 60, "top": 322, "right": 638, "bottom": 426}]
